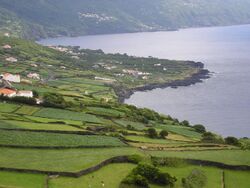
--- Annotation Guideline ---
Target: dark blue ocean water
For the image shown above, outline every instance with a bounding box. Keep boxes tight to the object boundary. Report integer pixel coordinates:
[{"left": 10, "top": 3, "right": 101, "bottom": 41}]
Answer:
[{"left": 39, "top": 25, "right": 250, "bottom": 137}]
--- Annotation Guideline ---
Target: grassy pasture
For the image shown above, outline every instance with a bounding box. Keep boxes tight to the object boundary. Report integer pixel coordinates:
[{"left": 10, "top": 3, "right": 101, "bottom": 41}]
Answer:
[
  {"left": 0, "top": 102, "right": 20, "bottom": 113},
  {"left": 147, "top": 150, "right": 250, "bottom": 166},
  {"left": 34, "top": 108, "right": 101, "bottom": 124},
  {"left": 49, "top": 163, "right": 135, "bottom": 188},
  {"left": 0, "top": 130, "right": 125, "bottom": 147},
  {"left": 157, "top": 124, "right": 201, "bottom": 140},
  {"left": 114, "top": 119, "right": 146, "bottom": 130},
  {"left": 86, "top": 107, "right": 125, "bottom": 118},
  {"left": 0, "top": 171, "right": 45, "bottom": 188},
  {"left": 0, "top": 120, "right": 82, "bottom": 131},
  {"left": 224, "top": 170, "right": 250, "bottom": 188},
  {"left": 0, "top": 147, "right": 140, "bottom": 172},
  {"left": 155, "top": 165, "right": 222, "bottom": 188},
  {"left": 15, "top": 105, "right": 40, "bottom": 115},
  {"left": 125, "top": 135, "right": 187, "bottom": 145}
]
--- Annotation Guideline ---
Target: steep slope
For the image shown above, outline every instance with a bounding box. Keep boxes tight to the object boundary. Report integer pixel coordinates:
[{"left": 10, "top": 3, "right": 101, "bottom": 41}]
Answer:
[{"left": 0, "top": 0, "right": 250, "bottom": 39}]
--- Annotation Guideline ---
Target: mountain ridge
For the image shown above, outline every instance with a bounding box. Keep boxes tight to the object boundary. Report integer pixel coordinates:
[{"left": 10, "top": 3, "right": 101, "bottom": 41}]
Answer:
[{"left": 1, "top": 0, "right": 250, "bottom": 39}]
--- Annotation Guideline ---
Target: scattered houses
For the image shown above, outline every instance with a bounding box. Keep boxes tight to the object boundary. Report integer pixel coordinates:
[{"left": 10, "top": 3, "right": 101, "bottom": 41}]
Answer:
[
  {"left": 94, "top": 76, "right": 116, "bottom": 82},
  {"left": 2, "top": 73, "right": 21, "bottom": 83},
  {"left": 5, "top": 57, "right": 17, "bottom": 62},
  {"left": 122, "top": 69, "right": 151, "bottom": 76}
]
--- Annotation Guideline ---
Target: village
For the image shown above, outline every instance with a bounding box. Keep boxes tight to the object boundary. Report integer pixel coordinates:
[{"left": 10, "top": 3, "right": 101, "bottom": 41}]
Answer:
[{"left": 0, "top": 73, "right": 33, "bottom": 98}]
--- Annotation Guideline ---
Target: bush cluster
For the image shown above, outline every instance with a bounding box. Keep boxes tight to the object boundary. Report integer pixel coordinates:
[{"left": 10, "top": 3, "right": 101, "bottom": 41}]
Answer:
[
  {"left": 182, "top": 169, "right": 207, "bottom": 188},
  {"left": 147, "top": 128, "right": 168, "bottom": 139},
  {"left": 122, "top": 163, "right": 176, "bottom": 187}
]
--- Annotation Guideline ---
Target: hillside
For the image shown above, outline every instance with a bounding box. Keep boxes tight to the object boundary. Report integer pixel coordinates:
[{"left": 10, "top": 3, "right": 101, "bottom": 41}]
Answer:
[
  {"left": 1, "top": 0, "right": 250, "bottom": 39},
  {"left": 0, "top": 36, "right": 249, "bottom": 188}
]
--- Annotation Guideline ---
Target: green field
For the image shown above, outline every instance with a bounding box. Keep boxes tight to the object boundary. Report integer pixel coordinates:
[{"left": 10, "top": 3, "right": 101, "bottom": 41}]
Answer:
[
  {"left": 0, "top": 171, "right": 45, "bottom": 188},
  {"left": 224, "top": 170, "right": 250, "bottom": 188},
  {"left": 0, "top": 147, "right": 140, "bottom": 172},
  {"left": 125, "top": 135, "right": 187, "bottom": 145},
  {"left": 154, "top": 165, "right": 222, "bottom": 188},
  {"left": 0, "top": 130, "right": 125, "bottom": 147},
  {"left": 157, "top": 124, "right": 202, "bottom": 140},
  {"left": 114, "top": 120, "right": 146, "bottom": 130},
  {"left": 147, "top": 150, "right": 250, "bottom": 166},
  {"left": 0, "top": 102, "right": 19, "bottom": 113},
  {"left": 87, "top": 107, "right": 125, "bottom": 117},
  {"left": 15, "top": 105, "right": 41, "bottom": 115},
  {"left": 49, "top": 163, "right": 135, "bottom": 188},
  {"left": 0, "top": 120, "right": 82, "bottom": 131},
  {"left": 34, "top": 108, "right": 101, "bottom": 124}
]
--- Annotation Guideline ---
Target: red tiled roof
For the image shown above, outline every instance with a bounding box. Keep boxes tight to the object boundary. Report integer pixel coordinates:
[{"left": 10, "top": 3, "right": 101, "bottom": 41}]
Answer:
[{"left": 0, "top": 88, "right": 16, "bottom": 95}]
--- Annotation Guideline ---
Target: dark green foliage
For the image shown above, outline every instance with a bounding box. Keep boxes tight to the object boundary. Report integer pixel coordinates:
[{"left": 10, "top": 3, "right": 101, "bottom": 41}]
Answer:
[
  {"left": 193, "top": 124, "right": 206, "bottom": 133},
  {"left": 182, "top": 169, "right": 207, "bottom": 188},
  {"left": 122, "top": 174, "right": 149, "bottom": 187},
  {"left": 32, "top": 90, "right": 39, "bottom": 98},
  {"left": 132, "top": 163, "right": 176, "bottom": 186},
  {"left": 43, "top": 93, "right": 67, "bottom": 108},
  {"left": 0, "top": 95, "right": 36, "bottom": 105},
  {"left": 151, "top": 157, "right": 187, "bottom": 167},
  {"left": 181, "top": 120, "right": 190, "bottom": 127},
  {"left": 201, "top": 132, "right": 224, "bottom": 144},
  {"left": 225, "top": 136, "right": 240, "bottom": 146},
  {"left": 159, "top": 130, "right": 169, "bottom": 138},
  {"left": 147, "top": 128, "right": 158, "bottom": 138}
]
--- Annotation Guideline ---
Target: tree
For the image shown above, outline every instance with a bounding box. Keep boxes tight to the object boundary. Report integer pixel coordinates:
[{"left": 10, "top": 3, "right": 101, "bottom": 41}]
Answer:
[
  {"left": 193, "top": 124, "right": 206, "bottom": 133},
  {"left": 147, "top": 128, "right": 158, "bottom": 138},
  {"left": 160, "top": 130, "right": 169, "bottom": 139},
  {"left": 201, "top": 132, "right": 224, "bottom": 144},
  {"left": 32, "top": 90, "right": 39, "bottom": 98},
  {"left": 225, "top": 136, "right": 240, "bottom": 146},
  {"left": 182, "top": 120, "right": 190, "bottom": 126}
]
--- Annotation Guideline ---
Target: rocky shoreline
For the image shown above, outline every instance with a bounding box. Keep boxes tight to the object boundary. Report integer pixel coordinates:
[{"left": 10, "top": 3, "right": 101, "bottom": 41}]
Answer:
[{"left": 116, "top": 69, "right": 211, "bottom": 103}]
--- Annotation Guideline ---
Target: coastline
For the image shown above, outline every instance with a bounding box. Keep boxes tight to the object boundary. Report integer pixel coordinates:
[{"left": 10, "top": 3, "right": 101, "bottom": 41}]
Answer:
[{"left": 116, "top": 69, "right": 211, "bottom": 103}]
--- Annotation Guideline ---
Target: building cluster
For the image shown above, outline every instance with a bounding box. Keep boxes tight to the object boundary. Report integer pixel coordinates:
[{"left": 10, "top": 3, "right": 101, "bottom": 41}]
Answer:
[{"left": 0, "top": 73, "right": 33, "bottom": 98}]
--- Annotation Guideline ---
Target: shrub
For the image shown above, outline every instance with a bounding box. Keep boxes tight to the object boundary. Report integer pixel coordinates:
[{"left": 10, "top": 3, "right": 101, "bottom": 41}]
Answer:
[
  {"left": 193, "top": 124, "right": 206, "bottom": 133},
  {"left": 225, "top": 136, "right": 240, "bottom": 146},
  {"left": 43, "top": 93, "right": 67, "bottom": 108},
  {"left": 122, "top": 174, "right": 149, "bottom": 187},
  {"left": 182, "top": 169, "right": 207, "bottom": 188},
  {"left": 201, "top": 132, "right": 224, "bottom": 144},
  {"left": 160, "top": 130, "right": 169, "bottom": 138},
  {"left": 147, "top": 128, "right": 158, "bottom": 138}
]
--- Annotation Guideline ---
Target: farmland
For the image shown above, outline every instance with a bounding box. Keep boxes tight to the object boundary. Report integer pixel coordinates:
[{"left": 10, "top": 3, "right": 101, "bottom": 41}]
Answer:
[{"left": 0, "top": 36, "right": 249, "bottom": 187}]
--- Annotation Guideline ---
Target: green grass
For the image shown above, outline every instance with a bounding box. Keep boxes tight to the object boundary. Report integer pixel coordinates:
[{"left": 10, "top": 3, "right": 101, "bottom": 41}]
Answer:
[
  {"left": 49, "top": 163, "right": 135, "bottom": 188},
  {"left": 86, "top": 107, "right": 125, "bottom": 117},
  {"left": 224, "top": 170, "right": 250, "bottom": 188},
  {"left": 147, "top": 150, "right": 250, "bottom": 166},
  {"left": 114, "top": 119, "right": 146, "bottom": 130},
  {"left": 157, "top": 124, "right": 201, "bottom": 140},
  {"left": 125, "top": 135, "right": 186, "bottom": 145},
  {"left": 0, "top": 147, "right": 140, "bottom": 172},
  {"left": 0, "top": 120, "right": 82, "bottom": 131},
  {"left": 0, "top": 102, "right": 19, "bottom": 113},
  {"left": 155, "top": 165, "right": 222, "bottom": 188},
  {"left": 15, "top": 105, "right": 40, "bottom": 115},
  {"left": 34, "top": 108, "right": 101, "bottom": 124},
  {"left": 0, "top": 171, "right": 45, "bottom": 188},
  {"left": 0, "top": 130, "right": 125, "bottom": 147}
]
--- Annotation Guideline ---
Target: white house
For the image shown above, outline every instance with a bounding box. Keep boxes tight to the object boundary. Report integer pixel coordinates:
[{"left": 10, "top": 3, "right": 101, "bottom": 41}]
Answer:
[
  {"left": 2, "top": 45, "right": 12, "bottom": 49},
  {"left": 16, "top": 90, "right": 33, "bottom": 98},
  {"left": 2, "top": 73, "right": 21, "bottom": 83},
  {"left": 27, "top": 73, "right": 40, "bottom": 80},
  {"left": 5, "top": 57, "right": 17, "bottom": 62}
]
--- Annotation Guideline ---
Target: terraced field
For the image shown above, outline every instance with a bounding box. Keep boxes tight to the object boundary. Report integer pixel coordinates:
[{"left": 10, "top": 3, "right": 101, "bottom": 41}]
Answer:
[{"left": 0, "top": 130, "right": 125, "bottom": 147}]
